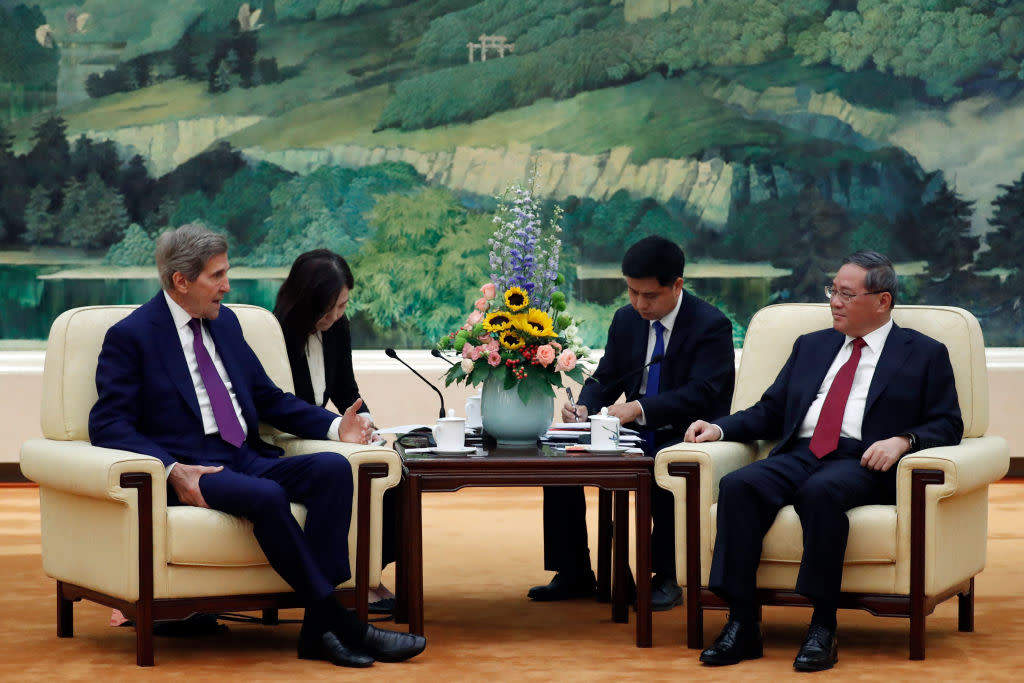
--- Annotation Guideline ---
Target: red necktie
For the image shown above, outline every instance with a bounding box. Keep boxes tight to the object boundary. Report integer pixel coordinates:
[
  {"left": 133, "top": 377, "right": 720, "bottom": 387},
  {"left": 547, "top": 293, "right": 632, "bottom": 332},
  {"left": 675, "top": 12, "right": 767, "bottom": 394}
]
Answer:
[
  {"left": 188, "top": 318, "right": 246, "bottom": 448},
  {"left": 809, "top": 337, "right": 866, "bottom": 459}
]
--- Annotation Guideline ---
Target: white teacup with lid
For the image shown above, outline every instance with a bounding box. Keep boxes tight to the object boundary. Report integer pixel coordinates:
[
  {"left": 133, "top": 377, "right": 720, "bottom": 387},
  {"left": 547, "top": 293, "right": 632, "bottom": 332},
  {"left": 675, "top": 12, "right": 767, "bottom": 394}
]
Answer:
[
  {"left": 432, "top": 408, "right": 466, "bottom": 451},
  {"left": 589, "top": 407, "right": 620, "bottom": 449}
]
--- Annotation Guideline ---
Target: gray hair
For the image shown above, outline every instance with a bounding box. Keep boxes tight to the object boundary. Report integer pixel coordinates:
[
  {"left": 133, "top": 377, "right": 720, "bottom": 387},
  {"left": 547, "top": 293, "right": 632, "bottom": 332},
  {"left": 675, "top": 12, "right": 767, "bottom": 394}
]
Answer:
[
  {"left": 843, "top": 250, "right": 897, "bottom": 308},
  {"left": 155, "top": 222, "right": 228, "bottom": 291}
]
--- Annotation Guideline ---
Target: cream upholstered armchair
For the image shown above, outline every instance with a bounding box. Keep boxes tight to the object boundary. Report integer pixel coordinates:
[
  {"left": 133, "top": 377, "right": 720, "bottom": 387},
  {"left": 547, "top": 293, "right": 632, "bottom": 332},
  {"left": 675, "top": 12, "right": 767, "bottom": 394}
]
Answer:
[
  {"left": 19, "top": 304, "right": 401, "bottom": 666},
  {"left": 654, "top": 303, "right": 1009, "bottom": 660}
]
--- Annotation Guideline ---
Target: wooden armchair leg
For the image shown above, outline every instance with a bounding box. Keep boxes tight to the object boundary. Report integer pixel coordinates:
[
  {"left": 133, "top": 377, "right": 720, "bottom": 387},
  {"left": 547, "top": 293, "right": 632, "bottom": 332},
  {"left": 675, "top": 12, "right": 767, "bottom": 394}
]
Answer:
[
  {"left": 262, "top": 609, "right": 280, "bottom": 625},
  {"left": 959, "top": 577, "right": 975, "bottom": 633},
  {"left": 135, "top": 601, "right": 154, "bottom": 667},
  {"left": 56, "top": 582, "right": 73, "bottom": 638}
]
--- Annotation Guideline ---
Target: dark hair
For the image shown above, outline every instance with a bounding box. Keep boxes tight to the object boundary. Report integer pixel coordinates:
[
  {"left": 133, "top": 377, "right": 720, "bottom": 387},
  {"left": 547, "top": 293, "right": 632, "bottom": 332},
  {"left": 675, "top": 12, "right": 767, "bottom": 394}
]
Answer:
[
  {"left": 843, "top": 250, "right": 898, "bottom": 309},
  {"left": 621, "top": 236, "right": 685, "bottom": 286},
  {"left": 274, "top": 249, "right": 355, "bottom": 341}
]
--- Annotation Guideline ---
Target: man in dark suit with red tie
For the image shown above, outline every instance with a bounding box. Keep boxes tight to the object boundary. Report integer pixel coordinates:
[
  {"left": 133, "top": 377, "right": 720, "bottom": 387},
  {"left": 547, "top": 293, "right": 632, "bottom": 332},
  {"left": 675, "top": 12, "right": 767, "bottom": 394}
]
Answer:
[
  {"left": 88, "top": 223, "right": 425, "bottom": 668},
  {"left": 528, "top": 236, "right": 735, "bottom": 611},
  {"left": 684, "top": 251, "right": 963, "bottom": 672}
]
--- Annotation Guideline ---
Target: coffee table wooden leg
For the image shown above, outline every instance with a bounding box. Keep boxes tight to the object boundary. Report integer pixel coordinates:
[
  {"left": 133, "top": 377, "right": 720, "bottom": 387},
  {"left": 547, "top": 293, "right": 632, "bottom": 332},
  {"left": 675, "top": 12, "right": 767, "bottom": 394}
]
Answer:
[
  {"left": 635, "top": 472, "right": 652, "bottom": 647},
  {"left": 407, "top": 474, "right": 425, "bottom": 635},
  {"left": 394, "top": 475, "right": 409, "bottom": 624},
  {"left": 597, "top": 489, "right": 612, "bottom": 602},
  {"left": 611, "top": 490, "right": 629, "bottom": 624}
]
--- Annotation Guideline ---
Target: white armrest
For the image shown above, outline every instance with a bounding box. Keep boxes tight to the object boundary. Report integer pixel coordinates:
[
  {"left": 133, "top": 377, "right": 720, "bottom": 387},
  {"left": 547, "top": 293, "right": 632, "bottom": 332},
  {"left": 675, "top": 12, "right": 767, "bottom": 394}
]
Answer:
[{"left": 20, "top": 438, "right": 168, "bottom": 504}]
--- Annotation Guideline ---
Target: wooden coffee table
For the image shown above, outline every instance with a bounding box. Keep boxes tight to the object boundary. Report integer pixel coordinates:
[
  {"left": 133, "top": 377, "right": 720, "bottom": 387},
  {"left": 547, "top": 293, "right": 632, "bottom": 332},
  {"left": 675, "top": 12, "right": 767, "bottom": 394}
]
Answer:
[{"left": 392, "top": 439, "right": 654, "bottom": 647}]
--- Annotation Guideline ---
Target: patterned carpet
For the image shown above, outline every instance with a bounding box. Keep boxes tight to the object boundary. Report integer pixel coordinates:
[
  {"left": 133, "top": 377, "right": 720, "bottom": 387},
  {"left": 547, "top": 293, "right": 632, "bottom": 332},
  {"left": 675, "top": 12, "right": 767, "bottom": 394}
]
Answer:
[{"left": 1, "top": 483, "right": 1022, "bottom": 681}]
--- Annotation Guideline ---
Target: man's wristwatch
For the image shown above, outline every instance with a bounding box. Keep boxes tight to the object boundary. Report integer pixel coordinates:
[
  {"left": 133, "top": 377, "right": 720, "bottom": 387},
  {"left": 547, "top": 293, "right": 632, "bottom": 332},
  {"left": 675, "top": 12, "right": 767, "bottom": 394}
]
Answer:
[{"left": 900, "top": 432, "right": 919, "bottom": 453}]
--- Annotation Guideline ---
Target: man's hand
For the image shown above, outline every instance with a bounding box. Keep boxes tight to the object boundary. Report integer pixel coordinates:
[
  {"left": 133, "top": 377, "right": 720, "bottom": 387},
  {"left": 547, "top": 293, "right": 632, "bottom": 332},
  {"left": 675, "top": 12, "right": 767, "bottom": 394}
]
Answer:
[
  {"left": 561, "top": 401, "right": 589, "bottom": 423},
  {"left": 339, "top": 398, "right": 374, "bottom": 444},
  {"left": 860, "top": 436, "right": 911, "bottom": 472},
  {"left": 684, "top": 420, "right": 722, "bottom": 443},
  {"left": 168, "top": 463, "right": 223, "bottom": 508},
  {"left": 605, "top": 401, "right": 643, "bottom": 425}
]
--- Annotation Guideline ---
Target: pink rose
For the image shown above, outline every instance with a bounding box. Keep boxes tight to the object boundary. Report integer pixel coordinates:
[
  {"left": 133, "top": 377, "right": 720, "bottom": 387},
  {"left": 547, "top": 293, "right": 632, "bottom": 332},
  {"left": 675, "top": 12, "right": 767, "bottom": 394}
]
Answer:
[
  {"left": 487, "top": 351, "right": 502, "bottom": 367},
  {"left": 550, "top": 341, "right": 562, "bottom": 353},
  {"left": 469, "top": 345, "right": 483, "bottom": 361},
  {"left": 535, "top": 344, "right": 556, "bottom": 367},
  {"left": 467, "top": 310, "right": 484, "bottom": 326},
  {"left": 555, "top": 349, "right": 577, "bottom": 372},
  {"left": 486, "top": 339, "right": 500, "bottom": 353},
  {"left": 462, "top": 342, "right": 474, "bottom": 358},
  {"left": 481, "top": 283, "right": 497, "bottom": 300},
  {"left": 474, "top": 297, "right": 489, "bottom": 312}
]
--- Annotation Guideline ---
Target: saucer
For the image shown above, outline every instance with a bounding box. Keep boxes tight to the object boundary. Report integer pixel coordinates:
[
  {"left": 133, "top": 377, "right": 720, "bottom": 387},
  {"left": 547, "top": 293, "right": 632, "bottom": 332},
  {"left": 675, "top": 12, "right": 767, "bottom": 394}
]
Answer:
[{"left": 431, "top": 446, "right": 477, "bottom": 455}]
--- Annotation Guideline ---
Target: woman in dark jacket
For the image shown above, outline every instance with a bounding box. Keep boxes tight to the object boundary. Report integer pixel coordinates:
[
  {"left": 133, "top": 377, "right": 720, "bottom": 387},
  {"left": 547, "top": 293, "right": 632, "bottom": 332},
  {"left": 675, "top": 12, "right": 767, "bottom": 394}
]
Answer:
[{"left": 274, "top": 249, "right": 396, "bottom": 614}]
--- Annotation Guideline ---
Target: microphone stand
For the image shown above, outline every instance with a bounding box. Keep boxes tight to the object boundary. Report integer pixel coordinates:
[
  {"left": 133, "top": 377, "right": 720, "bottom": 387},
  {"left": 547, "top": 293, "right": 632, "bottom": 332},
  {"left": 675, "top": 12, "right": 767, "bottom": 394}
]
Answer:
[{"left": 385, "top": 348, "right": 447, "bottom": 418}]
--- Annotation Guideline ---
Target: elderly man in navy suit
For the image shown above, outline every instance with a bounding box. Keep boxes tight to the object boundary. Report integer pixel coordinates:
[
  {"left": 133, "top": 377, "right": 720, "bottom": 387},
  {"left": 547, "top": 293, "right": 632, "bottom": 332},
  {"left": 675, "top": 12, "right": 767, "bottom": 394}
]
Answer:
[
  {"left": 528, "top": 236, "right": 735, "bottom": 611},
  {"left": 88, "top": 223, "right": 425, "bottom": 668},
  {"left": 685, "top": 251, "right": 963, "bottom": 672}
]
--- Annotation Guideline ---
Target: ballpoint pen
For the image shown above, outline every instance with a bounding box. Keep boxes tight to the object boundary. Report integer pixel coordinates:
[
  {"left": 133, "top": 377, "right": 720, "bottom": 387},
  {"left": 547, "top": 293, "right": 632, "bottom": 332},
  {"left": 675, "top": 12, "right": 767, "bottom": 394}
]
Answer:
[{"left": 565, "top": 387, "right": 580, "bottom": 422}]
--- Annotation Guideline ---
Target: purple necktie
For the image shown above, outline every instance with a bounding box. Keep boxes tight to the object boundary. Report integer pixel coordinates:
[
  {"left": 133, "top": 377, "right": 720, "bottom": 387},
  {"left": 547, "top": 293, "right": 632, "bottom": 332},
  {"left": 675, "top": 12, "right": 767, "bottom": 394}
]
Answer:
[
  {"left": 809, "top": 337, "right": 866, "bottom": 459},
  {"left": 188, "top": 318, "right": 245, "bottom": 448}
]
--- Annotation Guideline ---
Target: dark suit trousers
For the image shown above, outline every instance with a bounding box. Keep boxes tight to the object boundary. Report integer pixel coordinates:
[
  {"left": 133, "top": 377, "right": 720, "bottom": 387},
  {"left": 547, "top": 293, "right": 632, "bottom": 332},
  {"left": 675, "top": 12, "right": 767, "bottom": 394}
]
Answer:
[
  {"left": 709, "top": 438, "right": 897, "bottom": 614},
  {"left": 542, "top": 461, "right": 676, "bottom": 577},
  {"left": 168, "top": 437, "right": 354, "bottom": 603}
]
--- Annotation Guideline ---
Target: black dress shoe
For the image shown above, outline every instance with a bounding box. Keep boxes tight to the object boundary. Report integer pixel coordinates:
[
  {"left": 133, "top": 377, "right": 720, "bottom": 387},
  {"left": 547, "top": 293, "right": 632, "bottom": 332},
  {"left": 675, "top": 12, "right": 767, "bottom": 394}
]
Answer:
[
  {"left": 368, "top": 597, "right": 396, "bottom": 615},
  {"left": 699, "top": 620, "right": 764, "bottom": 666},
  {"left": 650, "top": 574, "right": 683, "bottom": 612},
  {"left": 793, "top": 624, "right": 838, "bottom": 672},
  {"left": 360, "top": 625, "right": 427, "bottom": 663},
  {"left": 527, "top": 571, "right": 597, "bottom": 601},
  {"left": 297, "top": 624, "right": 374, "bottom": 668}
]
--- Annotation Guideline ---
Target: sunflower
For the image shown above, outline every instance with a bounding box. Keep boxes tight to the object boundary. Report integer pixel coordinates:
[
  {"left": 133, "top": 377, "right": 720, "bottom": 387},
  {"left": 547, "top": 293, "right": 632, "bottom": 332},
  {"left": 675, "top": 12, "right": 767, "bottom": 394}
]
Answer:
[
  {"left": 483, "top": 311, "right": 513, "bottom": 332},
  {"left": 504, "top": 286, "right": 529, "bottom": 311},
  {"left": 517, "top": 308, "right": 556, "bottom": 338},
  {"left": 500, "top": 330, "right": 525, "bottom": 350}
]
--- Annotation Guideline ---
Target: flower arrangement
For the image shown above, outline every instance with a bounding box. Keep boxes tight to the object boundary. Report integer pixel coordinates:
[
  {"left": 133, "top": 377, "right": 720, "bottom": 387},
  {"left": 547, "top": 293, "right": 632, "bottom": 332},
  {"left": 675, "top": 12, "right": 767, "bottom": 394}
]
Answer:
[{"left": 437, "top": 182, "right": 591, "bottom": 403}]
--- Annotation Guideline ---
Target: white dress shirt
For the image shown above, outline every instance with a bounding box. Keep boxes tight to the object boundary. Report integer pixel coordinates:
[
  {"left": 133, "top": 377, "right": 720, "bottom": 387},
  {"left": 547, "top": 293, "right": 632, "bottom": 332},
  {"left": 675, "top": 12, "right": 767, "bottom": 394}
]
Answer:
[
  {"left": 797, "top": 318, "right": 894, "bottom": 441},
  {"left": 163, "top": 292, "right": 340, "bottom": 476}
]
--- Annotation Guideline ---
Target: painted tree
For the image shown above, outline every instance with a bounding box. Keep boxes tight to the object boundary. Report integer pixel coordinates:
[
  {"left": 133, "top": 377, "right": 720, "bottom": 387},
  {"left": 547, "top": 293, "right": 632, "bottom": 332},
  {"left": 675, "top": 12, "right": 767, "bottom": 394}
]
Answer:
[{"left": 771, "top": 183, "right": 851, "bottom": 303}]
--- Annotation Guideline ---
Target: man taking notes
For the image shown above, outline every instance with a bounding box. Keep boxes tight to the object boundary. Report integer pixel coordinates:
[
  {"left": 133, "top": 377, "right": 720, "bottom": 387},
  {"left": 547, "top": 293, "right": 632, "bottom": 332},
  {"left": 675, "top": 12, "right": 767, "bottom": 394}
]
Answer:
[
  {"left": 684, "top": 251, "right": 962, "bottom": 672},
  {"left": 529, "top": 236, "right": 735, "bottom": 611}
]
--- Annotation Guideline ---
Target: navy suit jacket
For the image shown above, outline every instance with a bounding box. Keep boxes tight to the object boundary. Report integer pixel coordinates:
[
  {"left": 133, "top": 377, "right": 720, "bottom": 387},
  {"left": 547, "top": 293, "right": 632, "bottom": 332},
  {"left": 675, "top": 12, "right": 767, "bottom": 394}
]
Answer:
[
  {"left": 89, "top": 293, "right": 338, "bottom": 468},
  {"left": 580, "top": 291, "right": 735, "bottom": 447},
  {"left": 283, "top": 316, "right": 367, "bottom": 413},
  {"left": 716, "top": 322, "right": 963, "bottom": 455}
]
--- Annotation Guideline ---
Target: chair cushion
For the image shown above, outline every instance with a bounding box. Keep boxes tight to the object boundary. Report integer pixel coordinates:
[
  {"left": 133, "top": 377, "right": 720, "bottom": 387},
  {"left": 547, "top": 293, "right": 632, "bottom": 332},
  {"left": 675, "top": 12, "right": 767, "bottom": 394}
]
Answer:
[
  {"left": 166, "top": 503, "right": 307, "bottom": 567},
  {"left": 711, "top": 503, "right": 898, "bottom": 565}
]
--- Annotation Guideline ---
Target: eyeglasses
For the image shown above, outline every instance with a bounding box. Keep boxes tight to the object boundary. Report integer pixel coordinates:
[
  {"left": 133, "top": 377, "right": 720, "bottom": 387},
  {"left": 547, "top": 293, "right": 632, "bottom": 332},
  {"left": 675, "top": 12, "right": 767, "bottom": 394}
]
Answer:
[{"left": 824, "top": 285, "right": 884, "bottom": 303}]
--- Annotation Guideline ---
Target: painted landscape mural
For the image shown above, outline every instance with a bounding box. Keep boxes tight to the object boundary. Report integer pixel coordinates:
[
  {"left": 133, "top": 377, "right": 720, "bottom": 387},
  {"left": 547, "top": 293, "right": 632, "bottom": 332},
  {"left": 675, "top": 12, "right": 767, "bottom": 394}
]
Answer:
[{"left": 1, "top": 0, "right": 1023, "bottom": 349}]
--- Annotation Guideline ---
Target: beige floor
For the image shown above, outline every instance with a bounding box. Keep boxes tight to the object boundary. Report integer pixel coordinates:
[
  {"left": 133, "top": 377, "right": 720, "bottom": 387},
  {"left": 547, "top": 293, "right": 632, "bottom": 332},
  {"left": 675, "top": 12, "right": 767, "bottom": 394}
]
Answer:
[{"left": 1, "top": 483, "right": 1022, "bottom": 681}]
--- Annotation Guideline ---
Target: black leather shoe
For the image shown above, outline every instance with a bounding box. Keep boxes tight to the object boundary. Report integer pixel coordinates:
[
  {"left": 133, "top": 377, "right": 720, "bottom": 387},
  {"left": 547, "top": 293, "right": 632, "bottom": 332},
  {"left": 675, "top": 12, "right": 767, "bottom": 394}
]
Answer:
[
  {"left": 650, "top": 574, "right": 683, "bottom": 612},
  {"left": 793, "top": 624, "right": 837, "bottom": 672},
  {"left": 360, "top": 625, "right": 427, "bottom": 663},
  {"left": 297, "top": 624, "right": 374, "bottom": 668},
  {"left": 527, "top": 571, "right": 597, "bottom": 601},
  {"left": 368, "top": 597, "right": 396, "bottom": 615},
  {"left": 699, "top": 620, "right": 764, "bottom": 666}
]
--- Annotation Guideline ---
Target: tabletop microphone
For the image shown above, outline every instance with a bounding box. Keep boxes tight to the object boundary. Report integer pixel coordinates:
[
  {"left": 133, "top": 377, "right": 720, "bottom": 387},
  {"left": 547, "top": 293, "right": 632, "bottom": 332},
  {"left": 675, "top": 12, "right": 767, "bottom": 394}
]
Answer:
[
  {"left": 385, "top": 348, "right": 447, "bottom": 418},
  {"left": 430, "top": 348, "right": 457, "bottom": 366},
  {"left": 595, "top": 353, "right": 665, "bottom": 389}
]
